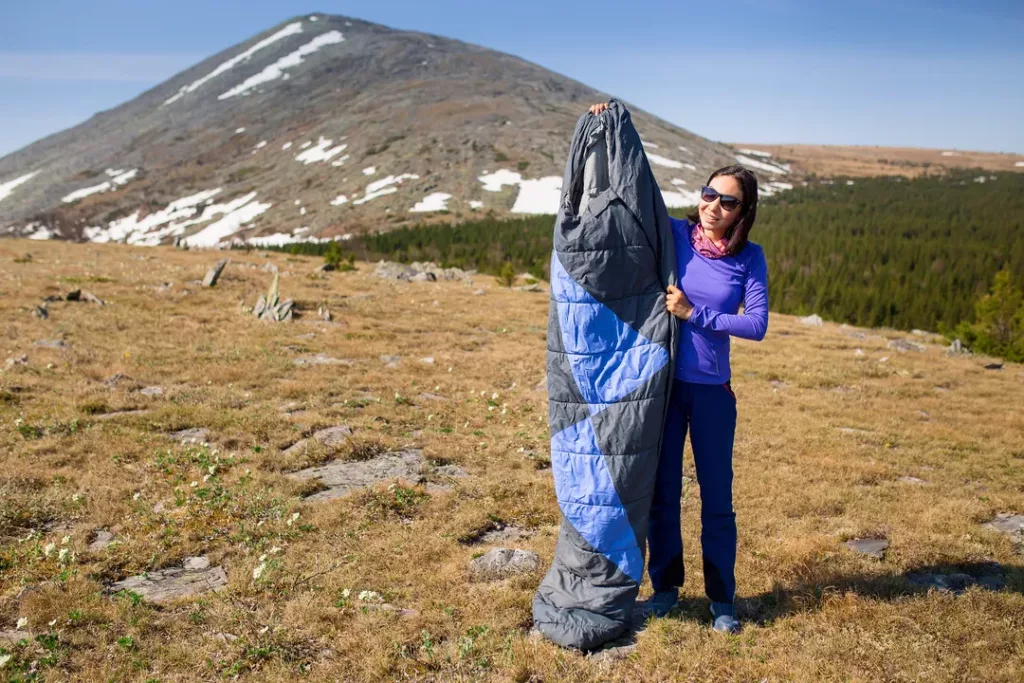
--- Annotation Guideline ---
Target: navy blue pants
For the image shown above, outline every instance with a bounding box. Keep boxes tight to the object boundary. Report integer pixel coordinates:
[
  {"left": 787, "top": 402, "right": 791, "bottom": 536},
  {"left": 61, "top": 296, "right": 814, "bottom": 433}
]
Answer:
[{"left": 648, "top": 378, "right": 737, "bottom": 603}]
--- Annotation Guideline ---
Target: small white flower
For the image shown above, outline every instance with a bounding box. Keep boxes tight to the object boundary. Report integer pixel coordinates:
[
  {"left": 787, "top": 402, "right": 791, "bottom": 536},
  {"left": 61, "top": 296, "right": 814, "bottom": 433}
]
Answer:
[
  {"left": 71, "top": 493, "right": 82, "bottom": 502},
  {"left": 488, "top": 406, "right": 495, "bottom": 412},
  {"left": 256, "top": 520, "right": 265, "bottom": 527},
  {"left": 207, "top": 465, "right": 217, "bottom": 475},
  {"left": 203, "top": 474, "right": 211, "bottom": 482},
  {"left": 15, "top": 417, "right": 24, "bottom": 426},
  {"left": 269, "top": 546, "right": 282, "bottom": 555},
  {"left": 190, "top": 481, "right": 198, "bottom": 488},
  {"left": 47, "top": 619, "right": 56, "bottom": 627},
  {"left": 434, "top": 385, "right": 440, "bottom": 391},
  {"left": 252, "top": 562, "right": 267, "bottom": 580},
  {"left": 358, "top": 590, "right": 382, "bottom": 602},
  {"left": 58, "top": 548, "right": 70, "bottom": 562},
  {"left": 61, "top": 535, "right": 70, "bottom": 545},
  {"left": 287, "top": 512, "right": 300, "bottom": 527},
  {"left": 16, "top": 617, "right": 27, "bottom": 629},
  {"left": 491, "top": 392, "right": 499, "bottom": 400},
  {"left": 0, "top": 653, "right": 11, "bottom": 668},
  {"left": 448, "top": 367, "right": 453, "bottom": 372},
  {"left": 43, "top": 542, "right": 56, "bottom": 557},
  {"left": 341, "top": 588, "right": 351, "bottom": 598},
  {"left": 132, "top": 492, "right": 141, "bottom": 501}
]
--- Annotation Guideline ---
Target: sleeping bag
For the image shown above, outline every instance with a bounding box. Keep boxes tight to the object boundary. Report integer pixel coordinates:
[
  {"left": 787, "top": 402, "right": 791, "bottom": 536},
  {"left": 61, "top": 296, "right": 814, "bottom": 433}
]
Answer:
[{"left": 532, "top": 99, "right": 679, "bottom": 650}]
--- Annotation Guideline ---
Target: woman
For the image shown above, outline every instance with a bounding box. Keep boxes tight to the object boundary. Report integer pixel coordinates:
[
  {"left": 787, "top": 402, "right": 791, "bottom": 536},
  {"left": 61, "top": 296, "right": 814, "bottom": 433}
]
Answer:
[{"left": 589, "top": 103, "right": 769, "bottom": 633}]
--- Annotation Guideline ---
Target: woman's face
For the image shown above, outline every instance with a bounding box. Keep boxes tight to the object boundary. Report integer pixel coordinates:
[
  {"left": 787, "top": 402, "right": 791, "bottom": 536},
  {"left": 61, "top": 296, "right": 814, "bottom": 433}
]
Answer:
[{"left": 698, "top": 175, "right": 744, "bottom": 233}]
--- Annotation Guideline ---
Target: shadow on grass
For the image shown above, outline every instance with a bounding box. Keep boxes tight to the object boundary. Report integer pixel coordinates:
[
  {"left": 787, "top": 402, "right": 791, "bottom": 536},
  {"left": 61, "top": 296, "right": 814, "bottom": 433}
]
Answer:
[{"left": 587, "top": 560, "right": 1022, "bottom": 653}]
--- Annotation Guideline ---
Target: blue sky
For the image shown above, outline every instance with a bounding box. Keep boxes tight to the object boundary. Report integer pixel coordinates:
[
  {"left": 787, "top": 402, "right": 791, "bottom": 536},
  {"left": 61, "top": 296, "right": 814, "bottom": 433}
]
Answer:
[{"left": 1, "top": 0, "right": 1022, "bottom": 157}]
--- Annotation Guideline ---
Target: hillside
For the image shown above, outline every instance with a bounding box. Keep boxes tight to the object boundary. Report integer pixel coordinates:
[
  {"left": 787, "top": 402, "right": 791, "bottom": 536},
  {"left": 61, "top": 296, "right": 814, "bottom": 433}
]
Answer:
[
  {"left": 727, "top": 143, "right": 1024, "bottom": 179},
  {"left": 0, "top": 13, "right": 756, "bottom": 247},
  {"left": 1, "top": 238, "right": 1022, "bottom": 681}
]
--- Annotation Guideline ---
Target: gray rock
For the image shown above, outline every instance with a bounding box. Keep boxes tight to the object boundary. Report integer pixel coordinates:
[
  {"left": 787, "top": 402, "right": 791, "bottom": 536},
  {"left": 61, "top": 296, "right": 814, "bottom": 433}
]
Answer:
[
  {"left": 419, "top": 356, "right": 435, "bottom": 364},
  {"left": 202, "top": 259, "right": 228, "bottom": 287},
  {"left": 66, "top": 289, "right": 105, "bottom": 305},
  {"left": 907, "top": 566, "right": 1006, "bottom": 594},
  {"left": 844, "top": 538, "right": 889, "bottom": 559},
  {"left": 138, "top": 386, "right": 165, "bottom": 398},
  {"left": 887, "top": 339, "right": 925, "bottom": 352},
  {"left": 288, "top": 447, "right": 426, "bottom": 501},
  {"left": 34, "top": 338, "right": 68, "bottom": 349},
  {"left": 380, "top": 354, "right": 401, "bottom": 368},
  {"left": 293, "top": 353, "right": 353, "bottom": 367},
  {"left": 282, "top": 425, "right": 353, "bottom": 457},
  {"left": 88, "top": 529, "right": 115, "bottom": 551},
  {"left": 169, "top": 427, "right": 210, "bottom": 444},
  {"left": 93, "top": 409, "right": 149, "bottom": 421},
  {"left": 839, "top": 427, "right": 871, "bottom": 435},
  {"left": 898, "top": 476, "right": 927, "bottom": 485},
  {"left": 473, "top": 289, "right": 486, "bottom": 295},
  {"left": 374, "top": 260, "right": 471, "bottom": 282},
  {"left": 0, "top": 630, "right": 32, "bottom": 645},
  {"left": 983, "top": 513, "right": 1024, "bottom": 547},
  {"left": 800, "top": 314, "right": 823, "bottom": 326},
  {"left": 469, "top": 548, "right": 540, "bottom": 579},
  {"left": 417, "top": 392, "right": 447, "bottom": 402},
  {"left": 279, "top": 400, "right": 304, "bottom": 414},
  {"left": 108, "top": 556, "right": 227, "bottom": 603},
  {"left": 4, "top": 354, "right": 29, "bottom": 369},
  {"left": 946, "top": 338, "right": 970, "bottom": 356}
]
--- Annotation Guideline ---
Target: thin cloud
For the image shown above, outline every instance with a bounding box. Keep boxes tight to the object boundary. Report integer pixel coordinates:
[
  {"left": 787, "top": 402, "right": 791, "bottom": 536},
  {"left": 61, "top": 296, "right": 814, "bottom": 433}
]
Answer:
[{"left": 0, "top": 53, "right": 203, "bottom": 83}]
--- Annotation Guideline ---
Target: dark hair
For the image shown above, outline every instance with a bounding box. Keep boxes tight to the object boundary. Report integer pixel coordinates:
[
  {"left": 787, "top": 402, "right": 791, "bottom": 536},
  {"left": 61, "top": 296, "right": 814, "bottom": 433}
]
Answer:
[{"left": 686, "top": 164, "right": 759, "bottom": 256}]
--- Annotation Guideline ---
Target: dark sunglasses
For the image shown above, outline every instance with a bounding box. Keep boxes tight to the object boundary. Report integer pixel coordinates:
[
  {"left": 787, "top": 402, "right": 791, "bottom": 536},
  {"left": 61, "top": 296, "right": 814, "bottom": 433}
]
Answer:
[{"left": 700, "top": 185, "right": 743, "bottom": 211}]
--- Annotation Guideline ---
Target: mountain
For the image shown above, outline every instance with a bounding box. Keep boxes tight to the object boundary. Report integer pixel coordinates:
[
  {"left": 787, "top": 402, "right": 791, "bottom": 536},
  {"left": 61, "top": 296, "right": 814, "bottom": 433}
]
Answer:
[
  {"left": 727, "top": 143, "right": 1024, "bottom": 179},
  {"left": 0, "top": 13, "right": 780, "bottom": 248}
]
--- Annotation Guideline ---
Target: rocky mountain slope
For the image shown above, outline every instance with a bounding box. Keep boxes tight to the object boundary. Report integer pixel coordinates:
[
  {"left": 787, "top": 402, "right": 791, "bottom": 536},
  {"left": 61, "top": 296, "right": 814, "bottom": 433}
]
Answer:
[{"left": 0, "top": 13, "right": 786, "bottom": 248}]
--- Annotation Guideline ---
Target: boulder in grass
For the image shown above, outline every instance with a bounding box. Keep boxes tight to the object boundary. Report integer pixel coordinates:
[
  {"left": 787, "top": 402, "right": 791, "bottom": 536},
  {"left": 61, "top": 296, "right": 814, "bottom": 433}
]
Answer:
[
  {"left": 108, "top": 556, "right": 227, "bottom": 603},
  {"left": 202, "top": 259, "right": 228, "bottom": 287},
  {"left": 469, "top": 548, "right": 541, "bottom": 579},
  {"left": 799, "top": 314, "right": 823, "bottom": 326},
  {"left": 844, "top": 538, "right": 889, "bottom": 559}
]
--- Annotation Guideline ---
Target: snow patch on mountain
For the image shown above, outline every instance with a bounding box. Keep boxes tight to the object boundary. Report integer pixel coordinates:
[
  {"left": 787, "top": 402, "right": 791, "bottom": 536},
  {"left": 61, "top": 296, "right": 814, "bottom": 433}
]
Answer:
[
  {"left": 353, "top": 173, "right": 419, "bottom": 205},
  {"left": 478, "top": 169, "right": 561, "bottom": 214},
  {"left": 646, "top": 153, "right": 684, "bottom": 170},
  {"left": 219, "top": 31, "right": 345, "bottom": 100},
  {"left": 180, "top": 192, "right": 273, "bottom": 246},
  {"left": 295, "top": 136, "right": 348, "bottom": 164},
  {"left": 61, "top": 169, "right": 138, "bottom": 203},
  {"left": 0, "top": 171, "right": 40, "bottom": 205},
  {"left": 734, "top": 154, "right": 789, "bottom": 175},
  {"left": 410, "top": 192, "right": 451, "bottom": 212},
  {"left": 164, "top": 21, "right": 304, "bottom": 105}
]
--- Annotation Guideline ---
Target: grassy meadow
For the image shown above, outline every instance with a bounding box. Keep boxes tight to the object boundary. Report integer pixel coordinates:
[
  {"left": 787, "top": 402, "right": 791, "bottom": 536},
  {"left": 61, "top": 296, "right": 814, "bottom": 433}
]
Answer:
[{"left": 1, "top": 239, "right": 1022, "bottom": 682}]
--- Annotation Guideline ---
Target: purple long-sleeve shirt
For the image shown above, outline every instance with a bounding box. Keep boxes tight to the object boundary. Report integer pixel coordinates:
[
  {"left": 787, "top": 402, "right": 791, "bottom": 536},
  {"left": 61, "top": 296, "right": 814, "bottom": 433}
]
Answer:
[{"left": 671, "top": 217, "right": 769, "bottom": 383}]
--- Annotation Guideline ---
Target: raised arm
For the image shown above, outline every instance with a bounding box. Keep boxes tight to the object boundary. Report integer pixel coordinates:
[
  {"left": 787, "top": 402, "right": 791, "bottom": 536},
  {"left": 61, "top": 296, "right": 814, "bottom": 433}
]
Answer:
[{"left": 687, "top": 249, "right": 769, "bottom": 341}]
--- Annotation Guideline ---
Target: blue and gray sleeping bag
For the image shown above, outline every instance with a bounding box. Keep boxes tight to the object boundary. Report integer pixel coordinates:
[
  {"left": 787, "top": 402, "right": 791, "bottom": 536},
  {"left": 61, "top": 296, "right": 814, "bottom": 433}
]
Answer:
[{"left": 532, "top": 100, "right": 679, "bottom": 650}]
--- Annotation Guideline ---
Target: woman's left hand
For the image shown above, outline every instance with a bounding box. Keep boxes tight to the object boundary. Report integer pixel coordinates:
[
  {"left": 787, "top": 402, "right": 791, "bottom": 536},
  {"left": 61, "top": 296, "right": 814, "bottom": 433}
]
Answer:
[{"left": 666, "top": 284, "right": 694, "bottom": 320}]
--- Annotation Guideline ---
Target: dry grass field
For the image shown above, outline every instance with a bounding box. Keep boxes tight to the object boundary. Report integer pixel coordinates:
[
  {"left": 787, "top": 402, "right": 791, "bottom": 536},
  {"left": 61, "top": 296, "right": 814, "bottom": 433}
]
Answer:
[
  {"left": 1, "top": 239, "right": 1022, "bottom": 682},
  {"left": 727, "top": 143, "right": 1024, "bottom": 179}
]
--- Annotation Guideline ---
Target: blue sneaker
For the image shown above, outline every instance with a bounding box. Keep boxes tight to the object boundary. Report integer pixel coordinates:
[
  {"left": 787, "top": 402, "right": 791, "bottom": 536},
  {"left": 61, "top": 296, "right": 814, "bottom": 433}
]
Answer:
[
  {"left": 643, "top": 589, "right": 679, "bottom": 618},
  {"left": 710, "top": 601, "right": 740, "bottom": 633}
]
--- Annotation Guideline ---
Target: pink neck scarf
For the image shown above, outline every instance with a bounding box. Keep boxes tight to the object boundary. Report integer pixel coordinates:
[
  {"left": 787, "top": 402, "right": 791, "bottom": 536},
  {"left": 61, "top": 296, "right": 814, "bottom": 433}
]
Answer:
[{"left": 691, "top": 222, "right": 729, "bottom": 259}]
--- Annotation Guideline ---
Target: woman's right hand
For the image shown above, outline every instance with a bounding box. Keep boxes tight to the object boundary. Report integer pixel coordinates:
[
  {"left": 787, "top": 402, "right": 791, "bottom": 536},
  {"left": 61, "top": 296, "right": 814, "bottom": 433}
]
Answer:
[{"left": 589, "top": 102, "right": 609, "bottom": 116}]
